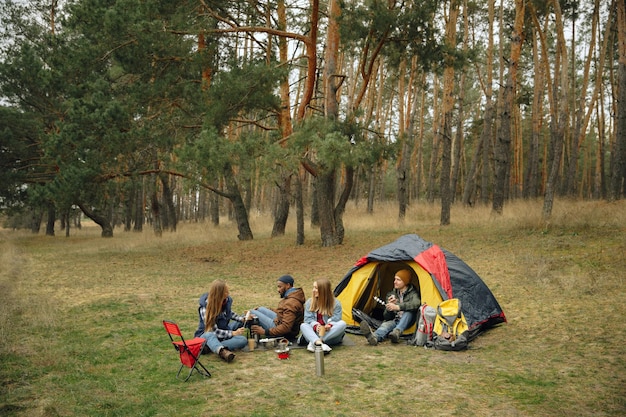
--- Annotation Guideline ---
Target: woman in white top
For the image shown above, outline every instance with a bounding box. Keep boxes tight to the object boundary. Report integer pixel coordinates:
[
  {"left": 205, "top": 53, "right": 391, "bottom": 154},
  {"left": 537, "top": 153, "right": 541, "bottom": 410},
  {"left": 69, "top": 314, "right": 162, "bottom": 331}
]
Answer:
[{"left": 299, "top": 278, "right": 347, "bottom": 353}]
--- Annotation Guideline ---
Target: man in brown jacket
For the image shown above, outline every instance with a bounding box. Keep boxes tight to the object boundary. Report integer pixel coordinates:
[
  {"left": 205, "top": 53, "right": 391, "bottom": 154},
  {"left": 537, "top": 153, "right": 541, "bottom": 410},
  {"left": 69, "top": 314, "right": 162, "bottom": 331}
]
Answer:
[{"left": 250, "top": 275, "right": 306, "bottom": 341}]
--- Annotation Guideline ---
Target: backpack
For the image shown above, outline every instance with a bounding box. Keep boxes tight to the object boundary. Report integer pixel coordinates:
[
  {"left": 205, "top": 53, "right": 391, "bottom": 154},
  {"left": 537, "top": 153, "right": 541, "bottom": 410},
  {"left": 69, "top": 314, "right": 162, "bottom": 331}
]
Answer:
[
  {"left": 429, "top": 298, "right": 469, "bottom": 351},
  {"left": 410, "top": 304, "right": 436, "bottom": 346}
]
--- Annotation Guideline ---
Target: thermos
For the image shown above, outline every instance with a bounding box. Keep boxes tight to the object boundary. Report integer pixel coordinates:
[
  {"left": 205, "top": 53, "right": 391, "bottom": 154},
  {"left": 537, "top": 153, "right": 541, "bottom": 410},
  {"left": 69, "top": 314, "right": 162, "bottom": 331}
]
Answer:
[
  {"left": 251, "top": 317, "right": 260, "bottom": 343},
  {"left": 314, "top": 342, "right": 324, "bottom": 376},
  {"left": 245, "top": 315, "right": 261, "bottom": 344}
]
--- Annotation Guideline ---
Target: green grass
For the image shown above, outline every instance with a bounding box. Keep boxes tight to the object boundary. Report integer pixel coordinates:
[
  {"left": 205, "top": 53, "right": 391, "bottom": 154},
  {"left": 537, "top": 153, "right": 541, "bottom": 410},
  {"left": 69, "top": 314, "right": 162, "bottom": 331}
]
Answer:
[{"left": 1, "top": 199, "right": 625, "bottom": 416}]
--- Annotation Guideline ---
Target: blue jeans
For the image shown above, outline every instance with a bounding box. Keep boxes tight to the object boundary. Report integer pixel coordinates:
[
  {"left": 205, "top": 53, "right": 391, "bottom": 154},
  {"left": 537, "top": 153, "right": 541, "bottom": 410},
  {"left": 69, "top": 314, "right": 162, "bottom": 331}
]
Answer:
[
  {"left": 201, "top": 320, "right": 247, "bottom": 354},
  {"left": 374, "top": 311, "right": 417, "bottom": 342},
  {"left": 300, "top": 320, "right": 347, "bottom": 346},
  {"left": 248, "top": 307, "right": 277, "bottom": 331}
]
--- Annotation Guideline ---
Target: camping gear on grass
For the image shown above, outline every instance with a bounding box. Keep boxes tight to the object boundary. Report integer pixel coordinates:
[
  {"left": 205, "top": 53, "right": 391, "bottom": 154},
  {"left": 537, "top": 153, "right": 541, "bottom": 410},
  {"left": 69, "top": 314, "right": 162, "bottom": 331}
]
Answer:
[
  {"left": 275, "top": 339, "right": 290, "bottom": 359},
  {"left": 413, "top": 304, "right": 437, "bottom": 346},
  {"left": 314, "top": 342, "right": 325, "bottom": 376},
  {"left": 429, "top": 298, "right": 469, "bottom": 350},
  {"left": 334, "top": 234, "right": 506, "bottom": 343},
  {"left": 162, "top": 320, "right": 211, "bottom": 381}
]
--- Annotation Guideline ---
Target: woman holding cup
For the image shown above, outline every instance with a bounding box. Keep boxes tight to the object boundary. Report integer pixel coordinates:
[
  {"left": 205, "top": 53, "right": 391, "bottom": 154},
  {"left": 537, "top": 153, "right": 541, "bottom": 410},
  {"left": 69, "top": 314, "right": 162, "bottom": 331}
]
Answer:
[
  {"left": 300, "top": 278, "right": 347, "bottom": 353},
  {"left": 196, "top": 280, "right": 248, "bottom": 362}
]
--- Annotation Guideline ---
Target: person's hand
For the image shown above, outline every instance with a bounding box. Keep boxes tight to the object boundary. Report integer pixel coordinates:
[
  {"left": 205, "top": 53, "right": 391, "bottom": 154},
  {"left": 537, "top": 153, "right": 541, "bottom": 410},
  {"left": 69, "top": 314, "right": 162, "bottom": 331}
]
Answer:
[
  {"left": 387, "top": 295, "right": 397, "bottom": 303},
  {"left": 233, "top": 327, "right": 245, "bottom": 337},
  {"left": 386, "top": 303, "right": 400, "bottom": 312},
  {"left": 251, "top": 325, "right": 265, "bottom": 336}
]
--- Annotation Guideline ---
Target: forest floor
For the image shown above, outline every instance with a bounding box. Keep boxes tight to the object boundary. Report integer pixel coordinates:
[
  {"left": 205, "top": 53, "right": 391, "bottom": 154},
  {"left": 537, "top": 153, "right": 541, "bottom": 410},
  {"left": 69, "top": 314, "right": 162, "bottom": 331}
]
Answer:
[{"left": 1, "top": 199, "right": 625, "bottom": 416}]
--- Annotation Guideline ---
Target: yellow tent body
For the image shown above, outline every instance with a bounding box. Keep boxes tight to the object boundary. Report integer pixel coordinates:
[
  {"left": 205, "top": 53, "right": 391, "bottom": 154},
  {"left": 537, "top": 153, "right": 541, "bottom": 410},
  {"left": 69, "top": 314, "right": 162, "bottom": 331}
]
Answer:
[{"left": 336, "top": 260, "right": 444, "bottom": 333}]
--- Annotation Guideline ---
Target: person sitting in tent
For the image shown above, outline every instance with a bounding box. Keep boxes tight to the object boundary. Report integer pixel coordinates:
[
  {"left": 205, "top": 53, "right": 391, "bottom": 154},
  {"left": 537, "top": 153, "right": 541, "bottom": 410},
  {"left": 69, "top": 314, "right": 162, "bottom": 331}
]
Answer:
[
  {"left": 360, "top": 269, "right": 420, "bottom": 345},
  {"left": 299, "top": 278, "right": 347, "bottom": 353},
  {"left": 249, "top": 274, "right": 306, "bottom": 341},
  {"left": 195, "top": 279, "right": 248, "bottom": 363}
]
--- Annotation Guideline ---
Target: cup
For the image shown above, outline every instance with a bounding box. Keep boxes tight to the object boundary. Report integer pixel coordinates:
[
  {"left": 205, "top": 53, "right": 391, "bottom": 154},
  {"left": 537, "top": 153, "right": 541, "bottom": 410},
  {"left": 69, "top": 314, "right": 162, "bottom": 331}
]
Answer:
[
  {"left": 318, "top": 325, "right": 326, "bottom": 337},
  {"left": 248, "top": 338, "right": 255, "bottom": 352}
]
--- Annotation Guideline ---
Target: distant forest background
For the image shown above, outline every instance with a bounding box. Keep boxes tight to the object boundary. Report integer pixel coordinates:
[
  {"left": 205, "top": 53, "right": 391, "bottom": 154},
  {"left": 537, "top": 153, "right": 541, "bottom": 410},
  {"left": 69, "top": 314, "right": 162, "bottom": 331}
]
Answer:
[{"left": 1, "top": 0, "right": 624, "bottom": 246}]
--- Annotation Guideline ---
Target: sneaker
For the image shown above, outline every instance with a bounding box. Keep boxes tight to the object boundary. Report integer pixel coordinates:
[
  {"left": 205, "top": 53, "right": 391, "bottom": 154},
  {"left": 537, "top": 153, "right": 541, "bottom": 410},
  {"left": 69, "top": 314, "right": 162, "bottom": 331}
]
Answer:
[
  {"left": 307, "top": 341, "right": 315, "bottom": 353},
  {"left": 218, "top": 347, "right": 235, "bottom": 363},
  {"left": 321, "top": 343, "right": 332, "bottom": 353},
  {"left": 360, "top": 321, "right": 378, "bottom": 346}
]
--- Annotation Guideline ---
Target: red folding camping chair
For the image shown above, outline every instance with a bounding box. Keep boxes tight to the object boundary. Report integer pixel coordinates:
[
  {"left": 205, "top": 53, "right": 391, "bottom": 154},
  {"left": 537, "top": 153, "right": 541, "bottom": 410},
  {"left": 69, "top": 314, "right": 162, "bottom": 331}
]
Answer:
[{"left": 162, "top": 320, "right": 211, "bottom": 381}]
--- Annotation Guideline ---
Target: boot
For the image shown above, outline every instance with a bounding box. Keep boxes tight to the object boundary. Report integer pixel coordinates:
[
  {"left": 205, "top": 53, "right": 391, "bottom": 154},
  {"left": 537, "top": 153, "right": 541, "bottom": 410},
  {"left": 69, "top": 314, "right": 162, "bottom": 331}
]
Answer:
[
  {"left": 389, "top": 328, "right": 402, "bottom": 344},
  {"left": 360, "top": 321, "right": 378, "bottom": 346},
  {"left": 218, "top": 347, "right": 235, "bottom": 363}
]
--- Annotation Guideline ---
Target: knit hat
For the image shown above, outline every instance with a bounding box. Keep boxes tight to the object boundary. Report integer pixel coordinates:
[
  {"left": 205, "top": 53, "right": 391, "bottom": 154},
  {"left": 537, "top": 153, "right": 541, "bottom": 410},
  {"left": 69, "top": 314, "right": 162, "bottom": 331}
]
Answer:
[
  {"left": 395, "top": 269, "right": 412, "bottom": 286},
  {"left": 277, "top": 274, "right": 295, "bottom": 286}
]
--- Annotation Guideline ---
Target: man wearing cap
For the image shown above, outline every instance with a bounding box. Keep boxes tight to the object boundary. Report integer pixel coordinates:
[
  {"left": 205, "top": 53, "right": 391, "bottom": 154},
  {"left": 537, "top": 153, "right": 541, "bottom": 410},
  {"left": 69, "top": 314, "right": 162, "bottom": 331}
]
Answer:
[
  {"left": 360, "top": 269, "right": 420, "bottom": 345},
  {"left": 249, "top": 275, "right": 306, "bottom": 341}
]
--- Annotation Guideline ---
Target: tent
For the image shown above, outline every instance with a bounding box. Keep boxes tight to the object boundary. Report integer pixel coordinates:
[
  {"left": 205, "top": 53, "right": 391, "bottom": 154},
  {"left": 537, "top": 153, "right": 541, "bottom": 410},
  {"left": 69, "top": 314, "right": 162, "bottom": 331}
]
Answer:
[{"left": 334, "top": 234, "right": 506, "bottom": 340}]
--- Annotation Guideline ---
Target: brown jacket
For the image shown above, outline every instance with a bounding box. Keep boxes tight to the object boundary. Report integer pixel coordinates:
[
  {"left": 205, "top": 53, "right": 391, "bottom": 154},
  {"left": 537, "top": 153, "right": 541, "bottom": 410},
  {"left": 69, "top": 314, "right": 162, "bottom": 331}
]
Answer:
[{"left": 268, "top": 287, "right": 306, "bottom": 339}]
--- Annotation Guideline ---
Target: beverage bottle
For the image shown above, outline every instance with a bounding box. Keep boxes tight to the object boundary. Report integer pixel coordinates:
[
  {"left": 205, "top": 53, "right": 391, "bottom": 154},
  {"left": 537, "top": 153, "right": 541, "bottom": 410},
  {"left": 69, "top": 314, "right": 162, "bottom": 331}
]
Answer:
[{"left": 314, "top": 342, "right": 325, "bottom": 376}]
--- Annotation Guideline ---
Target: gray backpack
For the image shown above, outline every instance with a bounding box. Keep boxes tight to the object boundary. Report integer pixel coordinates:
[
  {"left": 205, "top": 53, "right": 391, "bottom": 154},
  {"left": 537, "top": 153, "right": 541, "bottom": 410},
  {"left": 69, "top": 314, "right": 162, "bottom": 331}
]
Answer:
[{"left": 410, "top": 304, "right": 436, "bottom": 346}]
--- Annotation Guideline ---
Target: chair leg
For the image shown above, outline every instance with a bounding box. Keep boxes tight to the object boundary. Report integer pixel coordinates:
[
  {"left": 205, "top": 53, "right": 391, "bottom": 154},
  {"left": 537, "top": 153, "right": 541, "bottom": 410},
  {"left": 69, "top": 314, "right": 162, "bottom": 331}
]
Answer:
[
  {"left": 194, "top": 360, "right": 211, "bottom": 378},
  {"left": 182, "top": 366, "right": 195, "bottom": 382},
  {"left": 176, "top": 364, "right": 185, "bottom": 380}
]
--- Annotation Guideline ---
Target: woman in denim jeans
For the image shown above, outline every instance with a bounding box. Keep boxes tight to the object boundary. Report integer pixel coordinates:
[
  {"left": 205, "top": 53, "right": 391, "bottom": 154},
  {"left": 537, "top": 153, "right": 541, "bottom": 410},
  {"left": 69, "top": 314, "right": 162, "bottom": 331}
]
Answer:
[
  {"left": 300, "top": 278, "right": 347, "bottom": 353},
  {"left": 196, "top": 280, "right": 247, "bottom": 362}
]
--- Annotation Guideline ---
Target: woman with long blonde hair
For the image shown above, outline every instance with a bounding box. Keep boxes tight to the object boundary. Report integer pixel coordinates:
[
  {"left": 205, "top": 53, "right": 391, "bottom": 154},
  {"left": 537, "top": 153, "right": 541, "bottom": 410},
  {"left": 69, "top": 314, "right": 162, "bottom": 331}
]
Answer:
[
  {"left": 299, "top": 278, "right": 346, "bottom": 353},
  {"left": 195, "top": 280, "right": 247, "bottom": 362}
]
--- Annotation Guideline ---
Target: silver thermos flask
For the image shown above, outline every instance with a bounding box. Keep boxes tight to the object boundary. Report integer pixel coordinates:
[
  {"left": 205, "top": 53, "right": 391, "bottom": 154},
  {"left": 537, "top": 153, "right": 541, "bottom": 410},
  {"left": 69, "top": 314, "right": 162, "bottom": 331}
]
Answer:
[{"left": 314, "top": 342, "right": 324, "bottom": 376}]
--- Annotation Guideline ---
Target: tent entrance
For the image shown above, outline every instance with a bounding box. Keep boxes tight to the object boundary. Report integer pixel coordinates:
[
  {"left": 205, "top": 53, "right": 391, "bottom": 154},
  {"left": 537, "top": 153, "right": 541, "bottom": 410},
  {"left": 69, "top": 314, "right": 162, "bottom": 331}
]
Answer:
[{"left": 340, "top": 261, "right": 442, "bottom": 334}]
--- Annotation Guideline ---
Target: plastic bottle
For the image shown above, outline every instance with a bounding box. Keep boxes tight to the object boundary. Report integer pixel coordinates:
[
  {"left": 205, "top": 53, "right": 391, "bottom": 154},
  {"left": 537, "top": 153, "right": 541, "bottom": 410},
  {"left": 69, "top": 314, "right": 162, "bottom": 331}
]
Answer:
[
  {"left": 314, "top": 342, "right": 324, "bottom": 376},
  {"left": 415, "top": 319, "right": 427, "bottom": 346}
]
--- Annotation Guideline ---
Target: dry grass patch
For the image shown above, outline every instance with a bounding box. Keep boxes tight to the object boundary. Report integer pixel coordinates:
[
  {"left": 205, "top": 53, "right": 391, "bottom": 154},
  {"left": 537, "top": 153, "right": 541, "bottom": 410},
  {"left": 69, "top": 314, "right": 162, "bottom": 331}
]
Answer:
[{"left": 1, "top": 199, "right": 625, "bottom": 416}]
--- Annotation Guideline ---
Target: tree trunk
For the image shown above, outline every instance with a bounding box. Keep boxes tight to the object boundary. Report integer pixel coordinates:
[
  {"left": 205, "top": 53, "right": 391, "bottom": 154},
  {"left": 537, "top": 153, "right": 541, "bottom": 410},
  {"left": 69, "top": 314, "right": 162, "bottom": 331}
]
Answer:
[
  {"left": 462, "top": 136, "right": 482, "bottom": 206},
  {"left": 223, "top": 163, "right": 253, "bottom": 240},
  {"left": 542, "top": 0, "right": 569, "bottom": 220},
  {"left": 494, "top": 0, "right": 524, "bottom": 214},
  {"left": 316, "top": 171, "right": 337, "bottom": 247},
  {"left": 45, "top": 203, "right": 55, "bottom": 236},
  {"left": 160, "top": 173, "right": 177, "bottom": 232},
  {"left": 440, "top": 0, "right": 459, "bottom": 226},
  {"left": 272, "top": 173, "right": 291, "bottom": 237},
  {"left": 316, "top": 0, "right": 353, "bottom": 246},
  {"left": 611, "top": 0, "right": 626, "bottom": 200},
  {"left": 427, "top": 75, "right": 440, "bottom": 204},
  {"left": 367, "top": 165, "right": 376, "bottom": 214},
  {"left": 296, "top": 0, "right": 318, "bottom": 121},
  {"left": 295, "top": 173, "right": 304, "bottom": 245},
  {"left": 397, "top": 59, "right": 408, "bottom": 220},
  {"left": 65, "top": 207, "right": 70, "bottom": 237},
  {"left": 210, "top": 178, "right": 220, "bottom": 226},
  {"left": 151, "top": 191, "right": 162, "bottom": 237},
  {"left": 133, "top": 180, "right": 144, "bottom": 231},
  {"left": 563, "top": 0, "right": 601, "bottom": 197},
  {"left": 30, "top": 209, "right": 43, "bottom": 234},
  {"left": 524, "top": 23, "right": 543, "bottom": 199},
  {"left": 77, "top": 202, "right": 113, "bottom": 237},
  {"left": 451, "top": 0, "right": 469, "bottom": 204},
  {"left": 124, "top": 181, "right": 133, "bottom": 232},
  {"left": 334, "top": 166, "right": 353, "bottom": 244},
  {"left": 271, "top": 0, "right": 295, "bottom": 238}
]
